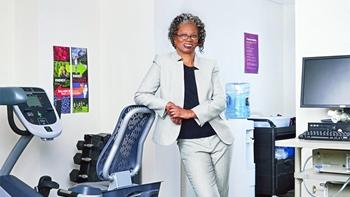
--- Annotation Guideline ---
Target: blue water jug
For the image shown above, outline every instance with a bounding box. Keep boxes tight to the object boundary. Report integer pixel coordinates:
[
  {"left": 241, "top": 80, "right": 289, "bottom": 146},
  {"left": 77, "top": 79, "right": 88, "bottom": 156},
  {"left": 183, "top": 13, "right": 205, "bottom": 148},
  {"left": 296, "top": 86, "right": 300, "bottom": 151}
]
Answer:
[{"left": 225, "top": 83, "right": 250, "bottom": 119}]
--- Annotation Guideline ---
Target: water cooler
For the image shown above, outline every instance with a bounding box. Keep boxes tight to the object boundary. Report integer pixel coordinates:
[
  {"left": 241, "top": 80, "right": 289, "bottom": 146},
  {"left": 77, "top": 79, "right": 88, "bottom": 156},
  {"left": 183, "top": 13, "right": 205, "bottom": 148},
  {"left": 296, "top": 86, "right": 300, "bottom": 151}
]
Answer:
[
  {"left": 224, "top": 82, "right": 254, "bottom": 196},
  {"left": 227, "top": 119, "right": 255, "bottom": 197}
]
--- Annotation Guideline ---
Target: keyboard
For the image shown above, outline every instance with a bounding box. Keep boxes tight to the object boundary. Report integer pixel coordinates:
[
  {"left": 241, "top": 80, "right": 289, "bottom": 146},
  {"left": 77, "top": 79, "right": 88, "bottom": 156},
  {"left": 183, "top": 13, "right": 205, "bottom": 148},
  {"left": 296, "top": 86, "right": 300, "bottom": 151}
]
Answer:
[{"left": 298, "top": 130, "right": 350, "bottom": 141}]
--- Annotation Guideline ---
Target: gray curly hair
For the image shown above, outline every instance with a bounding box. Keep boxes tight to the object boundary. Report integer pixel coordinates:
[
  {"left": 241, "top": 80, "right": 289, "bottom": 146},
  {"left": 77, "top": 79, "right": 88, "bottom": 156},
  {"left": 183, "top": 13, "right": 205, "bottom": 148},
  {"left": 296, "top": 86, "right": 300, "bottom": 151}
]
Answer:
[{"left": 168, "top": 13, "right": 206, "bottom": 53}]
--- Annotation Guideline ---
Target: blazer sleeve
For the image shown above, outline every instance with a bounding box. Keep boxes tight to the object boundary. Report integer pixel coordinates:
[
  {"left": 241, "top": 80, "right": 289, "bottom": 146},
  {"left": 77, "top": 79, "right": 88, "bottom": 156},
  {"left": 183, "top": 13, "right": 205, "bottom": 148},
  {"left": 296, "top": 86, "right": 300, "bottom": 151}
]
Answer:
[
  {"left": 192, "top": 64, "right": 226, "bottom": 126},
  {"left": 134, "top": 55, "right": 168, "bottom": 118}
]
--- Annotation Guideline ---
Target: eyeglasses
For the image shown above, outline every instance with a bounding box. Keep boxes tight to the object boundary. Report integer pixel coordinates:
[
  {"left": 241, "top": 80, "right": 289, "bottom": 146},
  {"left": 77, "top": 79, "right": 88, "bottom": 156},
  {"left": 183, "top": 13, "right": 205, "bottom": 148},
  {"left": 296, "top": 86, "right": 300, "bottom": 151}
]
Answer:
[{"left": 175, "top": 34, "right": 199, "bottom": 40}]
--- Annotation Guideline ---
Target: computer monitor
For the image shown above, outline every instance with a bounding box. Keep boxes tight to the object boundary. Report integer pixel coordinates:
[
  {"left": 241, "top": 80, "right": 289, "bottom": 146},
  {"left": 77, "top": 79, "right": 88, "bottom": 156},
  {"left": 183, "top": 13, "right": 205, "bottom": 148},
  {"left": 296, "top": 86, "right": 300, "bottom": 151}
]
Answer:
[{"left": 300, "top": 55, "right": 350, "bottom": 110}]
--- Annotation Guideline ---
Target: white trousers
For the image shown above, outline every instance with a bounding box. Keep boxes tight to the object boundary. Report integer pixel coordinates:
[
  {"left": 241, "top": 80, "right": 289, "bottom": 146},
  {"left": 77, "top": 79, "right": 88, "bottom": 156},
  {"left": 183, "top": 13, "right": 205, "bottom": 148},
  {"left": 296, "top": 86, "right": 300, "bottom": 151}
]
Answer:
[{"left": 177, "top": 135, "right": 232, "bottom": 197}]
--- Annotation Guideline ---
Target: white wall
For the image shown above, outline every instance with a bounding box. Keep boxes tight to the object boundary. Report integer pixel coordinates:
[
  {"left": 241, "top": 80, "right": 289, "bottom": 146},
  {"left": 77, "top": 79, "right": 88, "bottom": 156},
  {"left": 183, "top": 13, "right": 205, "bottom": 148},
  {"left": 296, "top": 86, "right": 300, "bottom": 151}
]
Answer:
[
  {"left": 283, "top": 0, "right": 296, "bottom": 116},
  {"left": 154, "top": 0, "right": 295, "bottom": 196},
  {"left": 0, "top": 0, "right": 102, "bottom": 190},
  {"left": 99, "top": 0, "right": 155, "bottom": 140},
  {"left": 1, "top": 0, "right": 157, "bottom": 193},
  {"left": 295, "top": 0, "right": 350, "bottom": 195},
  {"left": 0, "top": 0, "right": 295, "bottom": 196},
  {"left": 0, "top": 0, "right": 15, "bottom": 159},
  {"left": 0, "top": 0, "right": 14, "bottom": 83}
]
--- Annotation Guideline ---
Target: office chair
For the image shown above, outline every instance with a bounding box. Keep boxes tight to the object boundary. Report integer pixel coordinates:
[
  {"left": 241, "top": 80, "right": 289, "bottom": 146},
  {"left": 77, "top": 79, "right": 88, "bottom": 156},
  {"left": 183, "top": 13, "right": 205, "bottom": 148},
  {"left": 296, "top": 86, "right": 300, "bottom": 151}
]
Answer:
[{"left": 58, "top": 105, "right": 161, "bottom": 197}]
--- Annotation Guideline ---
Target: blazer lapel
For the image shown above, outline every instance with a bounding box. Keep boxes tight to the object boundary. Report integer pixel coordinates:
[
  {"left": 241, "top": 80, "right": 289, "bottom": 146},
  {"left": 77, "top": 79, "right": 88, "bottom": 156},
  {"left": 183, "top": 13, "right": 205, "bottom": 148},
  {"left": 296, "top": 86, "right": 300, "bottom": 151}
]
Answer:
[
  {"left": 171, "top": 52, "right": 184, "bottom": 108},
  {"left": 194, "top": 55, "right": 205, "bottom": 103}
]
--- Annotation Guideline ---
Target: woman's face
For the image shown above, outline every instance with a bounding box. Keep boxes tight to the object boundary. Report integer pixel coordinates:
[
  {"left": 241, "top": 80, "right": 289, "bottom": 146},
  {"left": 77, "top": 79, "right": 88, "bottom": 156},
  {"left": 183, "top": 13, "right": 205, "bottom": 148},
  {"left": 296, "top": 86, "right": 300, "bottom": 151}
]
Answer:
[{"left": 174, "top": 22, "right": 199, "bottom": 55}]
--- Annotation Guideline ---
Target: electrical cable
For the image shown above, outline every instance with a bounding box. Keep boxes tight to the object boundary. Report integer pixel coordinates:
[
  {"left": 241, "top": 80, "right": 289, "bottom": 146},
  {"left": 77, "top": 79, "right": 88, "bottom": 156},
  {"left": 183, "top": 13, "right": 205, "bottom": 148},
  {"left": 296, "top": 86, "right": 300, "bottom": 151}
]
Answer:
[
  {"left": 331, "top": 176, "right": 350, "bottom": 197},
  {"left": 302, "top": 155, "right": 317, "bottom": 197}
]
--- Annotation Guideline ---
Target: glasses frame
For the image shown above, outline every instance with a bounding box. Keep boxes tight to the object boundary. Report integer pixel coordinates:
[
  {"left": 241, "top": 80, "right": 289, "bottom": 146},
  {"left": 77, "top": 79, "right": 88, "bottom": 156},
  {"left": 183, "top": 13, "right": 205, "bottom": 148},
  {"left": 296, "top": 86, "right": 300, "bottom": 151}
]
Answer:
[{"left": 175, "top": 33, "right": 199, "bottom": 41}]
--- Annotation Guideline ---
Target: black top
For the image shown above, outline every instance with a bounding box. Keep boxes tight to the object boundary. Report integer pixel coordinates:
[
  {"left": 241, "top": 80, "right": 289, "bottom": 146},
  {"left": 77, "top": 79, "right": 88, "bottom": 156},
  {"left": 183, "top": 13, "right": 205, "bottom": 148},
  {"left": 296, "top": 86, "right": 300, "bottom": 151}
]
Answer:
[{"left": 178, "top": 65, "right": 216, "bottom": 139}]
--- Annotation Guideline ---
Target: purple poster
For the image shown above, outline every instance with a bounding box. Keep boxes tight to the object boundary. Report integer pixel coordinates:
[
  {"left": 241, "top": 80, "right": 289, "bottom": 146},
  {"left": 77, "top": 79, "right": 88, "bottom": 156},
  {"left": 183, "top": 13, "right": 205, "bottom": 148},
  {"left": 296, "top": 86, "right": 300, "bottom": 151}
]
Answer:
[{"left": 244, "top": 33, "right": 259, "bottom": 74}]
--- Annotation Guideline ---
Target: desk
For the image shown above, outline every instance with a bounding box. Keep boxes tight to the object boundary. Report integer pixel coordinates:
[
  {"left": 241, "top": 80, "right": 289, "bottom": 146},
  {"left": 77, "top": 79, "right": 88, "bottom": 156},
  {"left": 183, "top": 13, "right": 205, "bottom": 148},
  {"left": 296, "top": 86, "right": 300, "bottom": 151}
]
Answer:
[{"left": 276, "top": 138, "right": 350, "bottom": 197}]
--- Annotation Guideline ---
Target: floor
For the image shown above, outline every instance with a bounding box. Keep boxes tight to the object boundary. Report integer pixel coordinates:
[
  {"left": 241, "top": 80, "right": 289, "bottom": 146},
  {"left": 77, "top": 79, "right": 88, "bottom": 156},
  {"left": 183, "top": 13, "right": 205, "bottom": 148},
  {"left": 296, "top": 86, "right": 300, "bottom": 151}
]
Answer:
[
  {"left": 279, "top": 190, "right": 294, "bottom": 197},
  {"left": 256, "top": 190, "right": 294, "bottom": 197}
]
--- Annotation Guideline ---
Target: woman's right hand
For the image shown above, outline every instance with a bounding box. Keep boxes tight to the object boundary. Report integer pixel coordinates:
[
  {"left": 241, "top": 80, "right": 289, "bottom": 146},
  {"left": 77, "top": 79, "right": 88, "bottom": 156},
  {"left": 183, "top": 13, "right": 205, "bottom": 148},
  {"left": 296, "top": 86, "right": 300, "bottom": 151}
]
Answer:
[
  {"left": 166, "top": 102, "right": 182, "bottom": 125},
  {"left": 167, "top": 105, "right": 196, "bottom": 120},
  {"left": 171, "top": 117, "right": 182, "bottom": 125},
  {"left": 165, "top": 101, "right": 176, "bottom": 112}
]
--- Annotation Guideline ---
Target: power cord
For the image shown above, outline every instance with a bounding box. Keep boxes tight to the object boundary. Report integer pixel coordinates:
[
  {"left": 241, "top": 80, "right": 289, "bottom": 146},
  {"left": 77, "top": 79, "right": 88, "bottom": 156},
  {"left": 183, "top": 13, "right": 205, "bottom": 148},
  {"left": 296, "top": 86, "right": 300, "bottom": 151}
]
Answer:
[
  {"left": 331, "top": 176, "right": 350, "bottom": 197},
  {"left": 302, "top": 156, "right": 317, "bottom": 197}
]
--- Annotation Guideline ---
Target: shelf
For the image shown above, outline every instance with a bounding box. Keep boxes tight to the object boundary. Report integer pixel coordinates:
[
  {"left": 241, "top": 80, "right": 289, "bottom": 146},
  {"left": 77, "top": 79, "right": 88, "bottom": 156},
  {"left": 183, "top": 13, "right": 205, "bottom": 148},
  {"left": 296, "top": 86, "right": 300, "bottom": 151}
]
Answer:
[
  {"left": 275, "top": 137, "right": 350, "bottom": 197},
  {"left": 296, "top": 169, "right": 350, "bottom": 183},
  {"left": 276, "top": 138, "right": 350, "bottom": 150}
]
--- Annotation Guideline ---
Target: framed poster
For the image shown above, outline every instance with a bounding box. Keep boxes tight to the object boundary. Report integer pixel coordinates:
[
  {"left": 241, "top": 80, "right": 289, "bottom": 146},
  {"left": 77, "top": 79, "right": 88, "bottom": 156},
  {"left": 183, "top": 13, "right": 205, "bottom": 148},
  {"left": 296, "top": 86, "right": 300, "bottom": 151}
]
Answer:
[
  {"left": 53, "top": 46, "right": 89, "bottom": 114},
  {"left": 244, "top": 33, "right": 259, "bottom": 74}
]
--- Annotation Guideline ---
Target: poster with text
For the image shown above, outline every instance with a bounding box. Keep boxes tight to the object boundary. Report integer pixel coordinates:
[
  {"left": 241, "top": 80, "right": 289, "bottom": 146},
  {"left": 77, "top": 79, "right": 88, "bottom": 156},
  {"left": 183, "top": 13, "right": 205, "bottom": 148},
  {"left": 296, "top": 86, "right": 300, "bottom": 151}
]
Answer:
[
  {"left": 244, "top": 33, "right": 259, "bottom": 74},
  {"left": 71, "top": 47, "right": 89, "bottom": 113},
  {"left": 53, "top": 46, "right": 71, "bottom": 114}
]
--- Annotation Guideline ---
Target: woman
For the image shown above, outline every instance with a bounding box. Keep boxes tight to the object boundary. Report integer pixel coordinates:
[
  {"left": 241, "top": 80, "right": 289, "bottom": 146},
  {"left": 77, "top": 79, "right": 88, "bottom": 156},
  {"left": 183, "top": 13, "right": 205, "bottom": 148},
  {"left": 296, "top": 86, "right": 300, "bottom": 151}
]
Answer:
[{"left": 134, "top": 13, "right": 233, "bottom": 197}]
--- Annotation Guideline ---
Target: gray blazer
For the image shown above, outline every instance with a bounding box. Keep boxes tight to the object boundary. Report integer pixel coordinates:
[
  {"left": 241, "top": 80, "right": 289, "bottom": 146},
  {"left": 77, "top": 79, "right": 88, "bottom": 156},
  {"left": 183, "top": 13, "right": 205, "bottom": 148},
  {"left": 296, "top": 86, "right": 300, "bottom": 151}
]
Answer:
[{"left": 134, "top": 52, "right": 234, "bottom": 146}]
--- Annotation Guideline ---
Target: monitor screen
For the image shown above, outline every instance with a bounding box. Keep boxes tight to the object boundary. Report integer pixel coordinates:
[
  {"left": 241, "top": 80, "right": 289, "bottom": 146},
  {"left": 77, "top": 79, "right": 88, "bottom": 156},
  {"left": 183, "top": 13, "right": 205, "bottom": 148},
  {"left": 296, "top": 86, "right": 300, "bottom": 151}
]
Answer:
[
  {"left": 27, "top": 94, "right": 42, "bottom": 107},
  {"left": 301, "top": 55, "right": 350, "bottom": 108}
]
